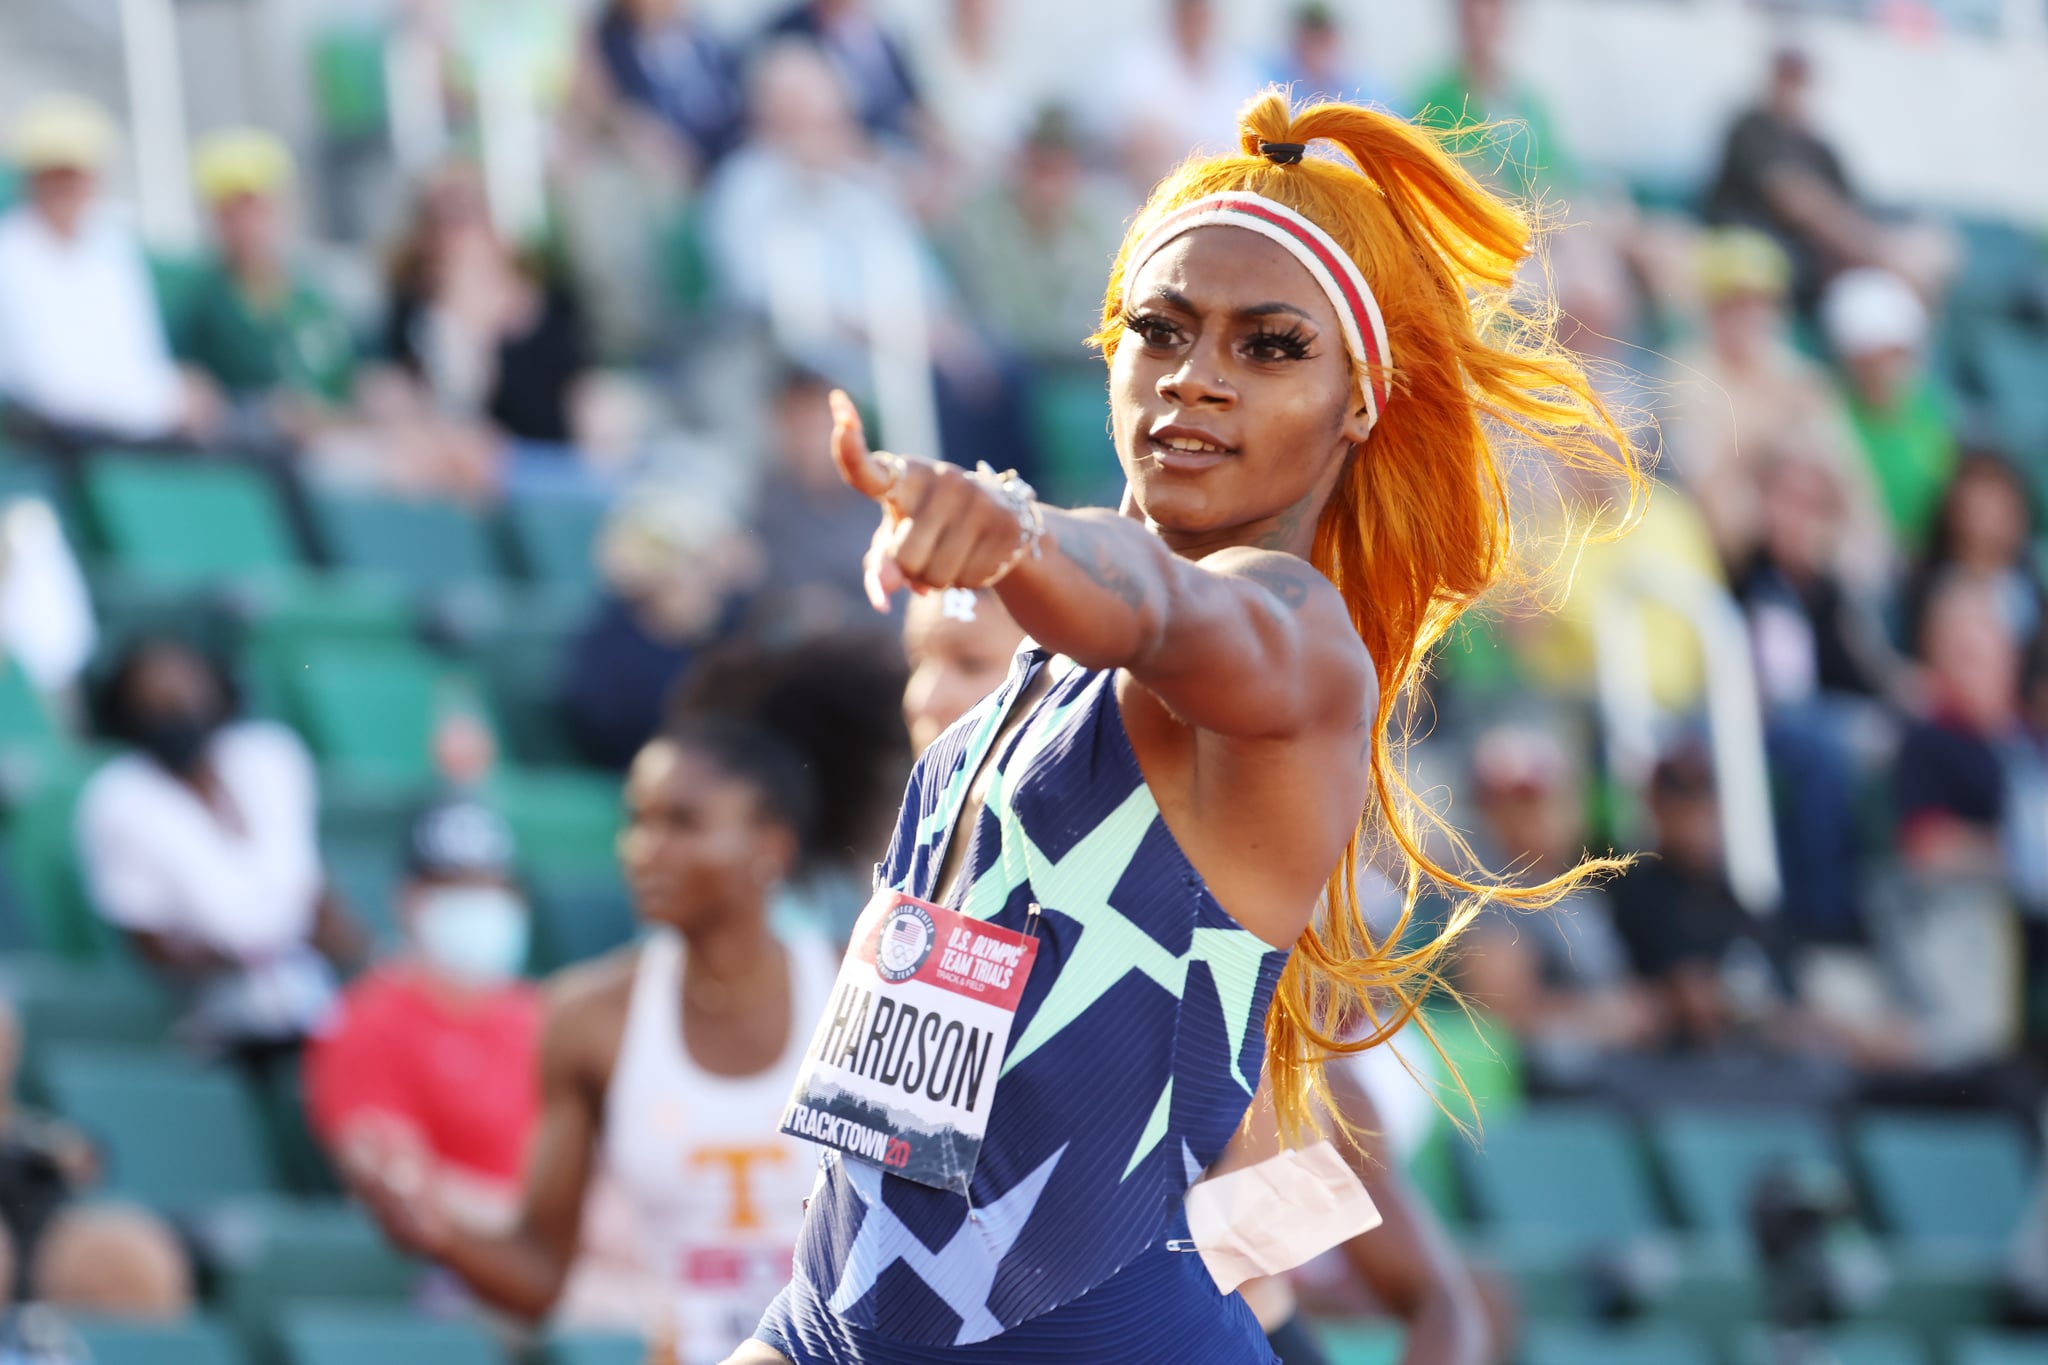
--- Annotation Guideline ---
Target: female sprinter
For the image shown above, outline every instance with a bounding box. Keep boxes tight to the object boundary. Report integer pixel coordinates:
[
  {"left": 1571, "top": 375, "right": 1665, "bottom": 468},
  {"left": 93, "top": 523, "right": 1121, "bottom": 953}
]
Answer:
[{"left": 733, "top": 89, "right": 1639, "bottom": 1364}]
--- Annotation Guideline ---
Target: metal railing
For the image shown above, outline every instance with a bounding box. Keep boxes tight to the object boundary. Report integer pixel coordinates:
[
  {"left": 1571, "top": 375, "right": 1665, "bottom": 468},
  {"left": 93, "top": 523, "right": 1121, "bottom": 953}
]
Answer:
[{"left": 1592, "top": 558, "right": 1783, "bottom": 915}]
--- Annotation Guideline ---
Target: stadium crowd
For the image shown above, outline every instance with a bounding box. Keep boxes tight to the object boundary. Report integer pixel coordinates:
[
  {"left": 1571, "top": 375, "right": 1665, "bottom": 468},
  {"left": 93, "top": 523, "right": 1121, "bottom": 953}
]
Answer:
[{"left": 0, "top": 0, "right": 2042, "bottom": 1361}]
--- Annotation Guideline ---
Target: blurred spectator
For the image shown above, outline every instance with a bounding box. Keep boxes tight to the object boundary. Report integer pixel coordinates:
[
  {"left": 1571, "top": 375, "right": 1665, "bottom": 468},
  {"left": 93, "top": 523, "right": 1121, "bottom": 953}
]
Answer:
[
  {"left": 749, "top": 368, "right": 880, "bottom": 632},
  {"left": 1608, "top": 745, "right": 1791, "bottom": 1052},
  {"left": 0, "top": 999, "right": 193, "bottom": 1316},
  {"left": 1451, "top": 726, "right": 1657, "bottom": 1087},
  {"left": 77, "top": 638, "right": 363, "bottom": 1094},
  {"left": 671, "top": 634, "right": 912, "bottom": 938},
  {"left": 701, "top": 44, "right": 1036, "bottom": 478},
  {"left": 562, "top": 490, "right": 759, "bottom": 769},
  {"left": 382, "top": 163, "right": 595, "bottom": 486},
  {"left": 902, "top": 587, "right": 1021, "bottom": 753},
  {"left": 1103, "top": 0, "right": 1264, "bottom": 183},
  {"left": 583, "top": 0, "right": 748, "bottom": 178},
  {"left": 1896, "top": 581, "right": 2021, "bottom": 875},
  {"left": 1704, "top": 48, "right": 1953, "bottom": 310},
  {"left": 765, "top": 0, "right": 924, "bottom": 144},
  {"left": 306, "top": 796, "right": 539, "bottom": 1233},
  {"left": 1738, "top": 445, "right": 1898, "bottom": 710},
  {"left": 1736, "top": 451, "right": 1905, "bottom": 940},
  {"left": 914, "top": 0, "right": 1032, "bottom": 170},
  {"left": 1267, "top": 2, "right": 1386, "bottom": 108},
  {"left": 348, "top": 722, "right": 837, "bottom": 1364},
  {"left": 0, "top": 96, "right": 209, "bottom": 444},
  {"left": 1821, "top": 267, "right": 1957, "bottom": 550},
  {"left": 172, "top": 130, "right": 359, "bottom": 442},
  {"left": 941, "top": 106, "right": 1130, "bottom": 370},
  {"left": 1663, "top": 229, "right": 1891, "bottom": 590},
  {"left": 1902, "top": 453, "right": 2045, "bottom": 660},
  {"left": 1704, "top": 48, "right": 1848, "bottom": 300},
  {"left": 1890, "top": 580, "right": 2025, "bottom": 1063},
  {"left": 1412, "top": 0, "right": 1574, "bottom": 199}
]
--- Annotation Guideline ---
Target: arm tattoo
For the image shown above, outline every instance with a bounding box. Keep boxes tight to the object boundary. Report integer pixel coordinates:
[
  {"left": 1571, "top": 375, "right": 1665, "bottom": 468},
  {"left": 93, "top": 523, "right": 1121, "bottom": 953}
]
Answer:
[
  {"left": 1240, "top": 559, "right": 1317, "bottom": 618},
  {"left": 1058, "top": 518, "right": 1149, "bottom": 613}
]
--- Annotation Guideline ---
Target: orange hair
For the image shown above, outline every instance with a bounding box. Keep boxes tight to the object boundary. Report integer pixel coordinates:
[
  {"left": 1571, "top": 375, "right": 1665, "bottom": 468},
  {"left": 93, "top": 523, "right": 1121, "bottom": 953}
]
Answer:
[{"left": 1093, "top": 90, "right": 1647, "bottom": 1138}]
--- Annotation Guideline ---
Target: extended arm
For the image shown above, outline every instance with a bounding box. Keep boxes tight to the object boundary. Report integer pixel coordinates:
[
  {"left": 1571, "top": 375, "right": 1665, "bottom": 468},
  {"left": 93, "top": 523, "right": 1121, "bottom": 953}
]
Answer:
[{"left": 831, "top": 393, "right": 1370, "bottom": 740}]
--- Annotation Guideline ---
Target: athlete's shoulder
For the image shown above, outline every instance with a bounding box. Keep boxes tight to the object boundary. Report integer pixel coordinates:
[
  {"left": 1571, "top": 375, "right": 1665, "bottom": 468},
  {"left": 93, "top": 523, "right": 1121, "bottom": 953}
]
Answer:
[{"left": 538, "top": 946, "right": 639, "bottom": 1090}]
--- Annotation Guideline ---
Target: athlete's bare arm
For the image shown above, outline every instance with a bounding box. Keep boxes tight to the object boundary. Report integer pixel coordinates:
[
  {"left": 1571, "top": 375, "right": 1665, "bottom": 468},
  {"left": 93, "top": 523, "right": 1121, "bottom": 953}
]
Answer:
[
  {"left": 347, "top": 955, "right": 632, "bottom": 1320},
  {"left": 831, "top": 397, "right": 1372, "bottom": 949},
  {"left": 833, "top": 396, "right": 1369, "bottom": 743},
  {"left": 1324, "top": 1069, "right": 1496, "bottom": 1365}
]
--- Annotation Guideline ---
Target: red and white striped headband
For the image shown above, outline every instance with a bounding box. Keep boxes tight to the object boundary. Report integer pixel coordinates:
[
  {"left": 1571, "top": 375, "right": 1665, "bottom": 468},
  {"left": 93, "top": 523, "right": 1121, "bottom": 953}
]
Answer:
[{"left": 1125, "top": 191, "right": 1394, "bottom": 429}]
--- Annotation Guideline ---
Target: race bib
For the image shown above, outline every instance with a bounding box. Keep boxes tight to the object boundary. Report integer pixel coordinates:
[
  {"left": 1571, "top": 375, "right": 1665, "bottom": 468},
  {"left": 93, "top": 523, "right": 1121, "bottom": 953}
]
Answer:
[{"left": 781, "top": 890, "right": 1037, "bottom": 1193}]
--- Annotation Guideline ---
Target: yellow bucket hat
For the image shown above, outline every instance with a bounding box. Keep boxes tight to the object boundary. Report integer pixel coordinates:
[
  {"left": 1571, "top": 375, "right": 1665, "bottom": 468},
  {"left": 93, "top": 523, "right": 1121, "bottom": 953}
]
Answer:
[
  {"left": 10, "top": 93, "right": 116, "bottom": 173},
  {"left": 193, "top": 128, "right": 294, "bottom": 203}
]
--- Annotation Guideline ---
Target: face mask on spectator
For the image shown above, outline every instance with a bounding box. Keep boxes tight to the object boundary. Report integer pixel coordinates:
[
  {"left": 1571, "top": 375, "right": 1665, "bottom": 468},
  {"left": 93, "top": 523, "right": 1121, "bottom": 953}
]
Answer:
[
  {"left": 133, "top": 710, "right": 221, "bottom": 775},
  {"left": 413, "top": 886, "right": 530, "bottom": 988}
]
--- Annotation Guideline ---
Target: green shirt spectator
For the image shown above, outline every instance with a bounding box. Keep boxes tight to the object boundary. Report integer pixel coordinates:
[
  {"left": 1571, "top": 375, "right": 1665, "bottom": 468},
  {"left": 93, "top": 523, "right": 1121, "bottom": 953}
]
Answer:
[
  {"left": 1844, "top": 376, "right": 1956, "bottom": 550},
  {"left": 1411, "top": 68, "right": 1572, "bottom": 201},
  {"left": 171, "top": 261, "right": 356, "bottom": 406},
  {"left": 1411, "top": 0, "right": 1574, "bottom": 200},
  {"left": 181, "top": 127, "right": 357, "bottom": 412},
  {"left": 1821, "top": 267, "right": 1956, "bottom": 550}
]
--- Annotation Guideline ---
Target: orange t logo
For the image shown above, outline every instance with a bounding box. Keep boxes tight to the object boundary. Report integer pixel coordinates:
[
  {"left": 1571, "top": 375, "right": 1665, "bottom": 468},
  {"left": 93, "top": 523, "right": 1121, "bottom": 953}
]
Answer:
[{"left": 689, "top": 1144, "right": 791, "bottom": 1231}]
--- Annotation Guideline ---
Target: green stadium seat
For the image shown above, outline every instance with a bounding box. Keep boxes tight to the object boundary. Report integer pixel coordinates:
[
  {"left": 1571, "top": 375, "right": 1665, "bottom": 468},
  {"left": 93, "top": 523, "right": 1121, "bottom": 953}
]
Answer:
[
  {"left": 1972, "top": 322, "right": 2048, "bottom": 461},
  {"left": 1949, "top": 216, "right": 2048, "bottom": 316},
  {"left": 72, "top": 1316, "right": 246, "bottom": 1365},
  {"left": 6, "top": 756, "right": 115, "bottom": 961},
  {"left": 1316, "top": 1320, "right": 1406, "bottom": 1365},
  {"left": 284, "top": 639, "right": 487, "bottom": 786},
  {"left": 1521, "top": 1323, "right": 1716, "bottom": 1365},
  {"left": 307, "top": 489, "right": 502, "bottom": 595},
  {"left": 546, "top": 1331, "right": 644, "bottom": 1365},
  {"left": 1649, "top": 1108, "right": 1840, "bottom": 1244},
  {"left": 0, "top": 657, "right": 75, "bottom": 793},
  {"left": 1958, "top": 1334, "right": 2048, "bottom": 1365},
  {"left": 1027, "top": 367, "right": 1117, "bottom": 508},
  {"left": 0, "top": 955, "right": 172, "bottom": 1098},
  {"left": 526, "top": 868, "right": 636, "bottom": 974},
  {"left": 217, "top": 1203, "right": 422, "bottom": 1341},
  {"left": 465, "top": 617, "right": 577, "bottom": 768},
  {"left": 41, "top": 1043, "right": 281, "bottom": 1208},
  {"left": 82, "top": 456, "right": 302, "bottom": 586},
  {"left": 277, "top": 1308, "right": 504, "bottom": 1365},
  {"left": 1735, "top": 1326, "right": 1931, "bottom": 1365},
  {"left": 1854, "top": 1111, "right": 2034, "bottom": 1263},
  {"left": 495, "top": 768, "right": 621, "bottom": 878},
  {"left": 1460, "top": 1106, "right": 1662, "bottom": 1252},
  {"left": 502, "top": 494, "right": 606, "bottom": 598}
]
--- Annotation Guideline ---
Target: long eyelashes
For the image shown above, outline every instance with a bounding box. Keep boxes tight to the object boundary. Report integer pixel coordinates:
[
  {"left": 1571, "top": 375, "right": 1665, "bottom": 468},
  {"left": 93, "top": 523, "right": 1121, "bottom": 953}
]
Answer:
[
  {"left": 1245, "top": 326, "right": 1314, "bottom": 361},
  {"left": 1121, "top": 311, "right": 1316, "bottom": 361}
]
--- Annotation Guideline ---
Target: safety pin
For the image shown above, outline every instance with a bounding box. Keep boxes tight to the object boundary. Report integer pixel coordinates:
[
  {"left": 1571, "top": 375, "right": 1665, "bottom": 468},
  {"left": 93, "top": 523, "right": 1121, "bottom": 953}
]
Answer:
[{"left": 1165, "top": 1239, "right": 1200, "bottom": 1253}]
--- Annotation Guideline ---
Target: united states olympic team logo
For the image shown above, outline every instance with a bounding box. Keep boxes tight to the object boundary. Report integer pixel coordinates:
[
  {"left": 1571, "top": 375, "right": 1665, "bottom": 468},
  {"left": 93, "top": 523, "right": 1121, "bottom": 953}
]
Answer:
[{"left": 874, "top": 901, "right": 937, "bottom": 983}]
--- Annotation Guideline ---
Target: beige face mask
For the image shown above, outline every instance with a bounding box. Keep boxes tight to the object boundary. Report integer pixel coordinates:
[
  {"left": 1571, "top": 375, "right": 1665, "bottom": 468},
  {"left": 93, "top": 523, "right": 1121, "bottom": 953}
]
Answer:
[{"left": 1180, "top": 1141, "right": 1382, "bottom": 1295}]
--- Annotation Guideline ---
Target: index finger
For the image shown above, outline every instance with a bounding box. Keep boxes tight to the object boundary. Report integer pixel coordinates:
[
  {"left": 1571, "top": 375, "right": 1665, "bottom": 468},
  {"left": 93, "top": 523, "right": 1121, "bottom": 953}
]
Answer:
[{"left": 829, "top": 390, "right": 895, "bottom": 500}]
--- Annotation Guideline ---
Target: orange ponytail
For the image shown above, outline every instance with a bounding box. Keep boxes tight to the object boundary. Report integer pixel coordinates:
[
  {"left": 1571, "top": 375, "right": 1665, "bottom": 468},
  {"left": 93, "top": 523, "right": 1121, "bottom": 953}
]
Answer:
[{"left": 1093, "top": 90, "right": 1647, "bottom": 1138}]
